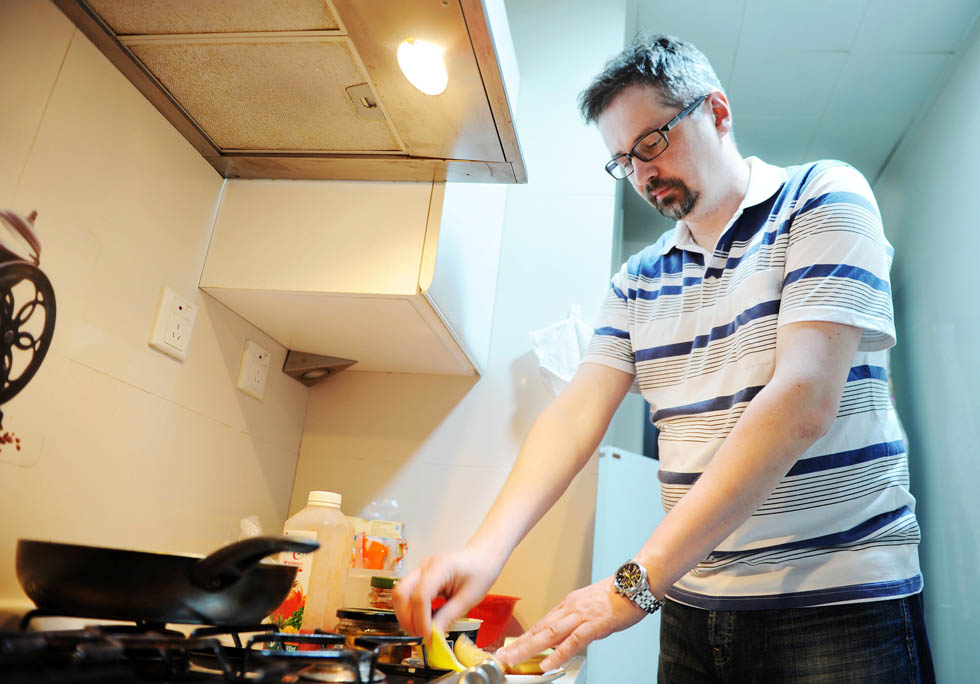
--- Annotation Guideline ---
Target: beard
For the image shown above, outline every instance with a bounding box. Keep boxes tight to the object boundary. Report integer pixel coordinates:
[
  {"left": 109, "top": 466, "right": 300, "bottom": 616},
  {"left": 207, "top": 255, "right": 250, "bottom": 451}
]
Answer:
[{"left": 644, "top": 178, "right": 699, "bottom": 220}]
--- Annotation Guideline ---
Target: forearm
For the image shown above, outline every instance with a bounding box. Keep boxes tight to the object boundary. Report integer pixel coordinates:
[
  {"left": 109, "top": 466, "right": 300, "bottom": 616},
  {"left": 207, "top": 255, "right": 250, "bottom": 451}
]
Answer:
[
  {"left": 468, "top": 364, "right": 632, "bottom": 561},
  {"left": 637, "top": 372, "right": 839, "bottom": 598},
  {"left": 468, "top": 398, "right": 603, "bottom": 559}
]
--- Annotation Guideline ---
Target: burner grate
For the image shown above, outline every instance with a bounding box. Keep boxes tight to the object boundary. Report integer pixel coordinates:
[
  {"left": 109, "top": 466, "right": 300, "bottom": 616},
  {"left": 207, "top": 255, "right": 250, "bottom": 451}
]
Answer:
[{"left": 1, "top": 620, "right": 447, "bottom": 684}]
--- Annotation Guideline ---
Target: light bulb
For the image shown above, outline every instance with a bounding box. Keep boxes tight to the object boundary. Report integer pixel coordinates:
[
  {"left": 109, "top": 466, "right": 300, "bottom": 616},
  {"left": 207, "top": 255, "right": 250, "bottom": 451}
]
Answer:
[{"left": 397, "top": 39, "right": 448, "bottom": 95}]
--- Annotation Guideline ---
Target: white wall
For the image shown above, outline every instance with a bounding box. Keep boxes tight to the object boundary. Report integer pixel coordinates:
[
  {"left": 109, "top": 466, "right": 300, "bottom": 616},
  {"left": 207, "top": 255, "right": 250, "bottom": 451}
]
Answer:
[
  {"left": 292, "top": 0, "right": 628, "bottom": 628},
  {"left": 873, "top": 20, "right": 980, "bottom": 683},
  {"left": 0, "top": 1, "right": 309, "bottom": 609}
]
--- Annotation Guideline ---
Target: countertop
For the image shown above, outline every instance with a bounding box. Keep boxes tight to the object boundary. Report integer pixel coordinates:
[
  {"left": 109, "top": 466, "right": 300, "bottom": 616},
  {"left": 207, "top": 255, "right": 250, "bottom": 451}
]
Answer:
[{"left": 557, "top": 655, "right": 585, "bottom": 684}]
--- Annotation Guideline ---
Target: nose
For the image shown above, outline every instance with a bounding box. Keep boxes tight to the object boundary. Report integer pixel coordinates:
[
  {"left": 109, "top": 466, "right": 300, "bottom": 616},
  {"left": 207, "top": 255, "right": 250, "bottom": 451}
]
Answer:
[{"left": 630, "top": 156, "right": 659, "bottom": 193}]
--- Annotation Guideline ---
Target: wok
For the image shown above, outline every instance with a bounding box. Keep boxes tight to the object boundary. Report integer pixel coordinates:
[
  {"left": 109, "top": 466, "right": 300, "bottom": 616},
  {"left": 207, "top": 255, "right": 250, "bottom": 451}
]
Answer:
[{"left": 16, "top": 535, "right": 319, "bottom": 625}]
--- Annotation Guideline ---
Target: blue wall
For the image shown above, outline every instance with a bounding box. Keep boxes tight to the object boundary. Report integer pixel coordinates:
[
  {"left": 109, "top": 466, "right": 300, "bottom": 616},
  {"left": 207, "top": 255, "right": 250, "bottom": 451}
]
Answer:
[{"left": 875, "top": 21, "right": 980, "bottom": 682}]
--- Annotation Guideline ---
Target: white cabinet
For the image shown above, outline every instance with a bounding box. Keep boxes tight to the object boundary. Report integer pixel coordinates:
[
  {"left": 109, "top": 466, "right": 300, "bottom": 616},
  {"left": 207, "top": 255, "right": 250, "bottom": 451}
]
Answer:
[{"left": 199, "top": 179, "right": 504, "bottom": 375}]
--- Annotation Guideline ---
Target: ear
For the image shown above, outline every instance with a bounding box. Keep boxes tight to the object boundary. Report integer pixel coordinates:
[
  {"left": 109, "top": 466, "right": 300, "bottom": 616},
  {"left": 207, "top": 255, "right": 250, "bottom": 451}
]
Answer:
[{"left": 705, "top": 91, "right": 733, "bottom": 137}]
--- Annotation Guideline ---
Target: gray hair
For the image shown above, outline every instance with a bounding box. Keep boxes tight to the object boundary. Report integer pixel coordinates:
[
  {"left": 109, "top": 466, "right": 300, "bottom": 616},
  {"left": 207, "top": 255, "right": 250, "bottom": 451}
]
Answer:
[{"left": 579, "top": 34, "right": 725, "bottom": 124}]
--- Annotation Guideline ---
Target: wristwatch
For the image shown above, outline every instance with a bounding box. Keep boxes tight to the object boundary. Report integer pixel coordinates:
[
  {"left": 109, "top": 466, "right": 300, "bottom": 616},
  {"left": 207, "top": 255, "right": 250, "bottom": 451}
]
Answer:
[{"left": 613, "top": 560, "right": 664, "bottom": 614}]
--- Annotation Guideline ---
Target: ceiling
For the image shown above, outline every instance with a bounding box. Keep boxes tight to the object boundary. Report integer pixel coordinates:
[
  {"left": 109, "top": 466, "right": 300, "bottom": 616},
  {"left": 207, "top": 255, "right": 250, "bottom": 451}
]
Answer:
[{"left": 621, "top": 0, "right": 980, "bottom": 242}]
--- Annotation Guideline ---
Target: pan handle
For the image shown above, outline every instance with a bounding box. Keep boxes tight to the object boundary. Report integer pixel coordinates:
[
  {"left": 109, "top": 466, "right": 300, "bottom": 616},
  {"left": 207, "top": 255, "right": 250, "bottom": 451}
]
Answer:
[{"left": 190, "top": 536, "right": 320, "bottom": 592}]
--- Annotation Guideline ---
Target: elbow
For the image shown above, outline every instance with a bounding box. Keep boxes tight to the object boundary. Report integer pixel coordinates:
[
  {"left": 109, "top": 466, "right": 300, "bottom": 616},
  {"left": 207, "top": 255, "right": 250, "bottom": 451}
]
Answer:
[
  {"left": 794, "top": 413, "right": 832, "bottom": 443},
  {"left": 791, "top": 395, "right": 838, "bottom": 443}
]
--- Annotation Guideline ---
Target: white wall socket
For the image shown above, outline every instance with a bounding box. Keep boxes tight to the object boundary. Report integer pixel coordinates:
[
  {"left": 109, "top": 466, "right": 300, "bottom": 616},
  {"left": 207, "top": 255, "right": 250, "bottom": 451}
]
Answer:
[
  {"left": 237, "top": 340, "right": 271, "bottom": 400},
  {"left": 148, "top": 286, "right": 197, "bottom": 361}
]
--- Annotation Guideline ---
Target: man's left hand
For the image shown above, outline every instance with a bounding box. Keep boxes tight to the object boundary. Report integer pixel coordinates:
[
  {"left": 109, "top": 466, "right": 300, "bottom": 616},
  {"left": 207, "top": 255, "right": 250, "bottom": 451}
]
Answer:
[{"left": 493, "top": 577, "right": 646, "bottom": 671}]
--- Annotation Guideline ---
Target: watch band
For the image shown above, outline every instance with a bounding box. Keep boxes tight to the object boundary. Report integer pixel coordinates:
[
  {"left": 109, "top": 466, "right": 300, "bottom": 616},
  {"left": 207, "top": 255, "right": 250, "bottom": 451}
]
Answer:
[{"left": 630, "top": 584, "right": 664, "bottom": 614}]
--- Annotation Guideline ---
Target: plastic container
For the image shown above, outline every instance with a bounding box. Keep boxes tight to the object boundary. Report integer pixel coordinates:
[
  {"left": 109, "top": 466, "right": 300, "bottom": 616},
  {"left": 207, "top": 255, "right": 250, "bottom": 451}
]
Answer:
[
  {"left": 335, "top": 608, "right": 410, "bottom": 663},
  {"left": 432, "top": 594, "right": 519, "bottom": 649},
  {"left": 343, "top": 568, "right": 375, "bottom": 609},
  {"left": 466, "top": 595, "right": 518, "bottom": 649},
  {"left": 446, "top": 617, "right": 482, "bottom": 648},
  {"left": 275, "top": 491, "right": 354, "bottom": 633}
]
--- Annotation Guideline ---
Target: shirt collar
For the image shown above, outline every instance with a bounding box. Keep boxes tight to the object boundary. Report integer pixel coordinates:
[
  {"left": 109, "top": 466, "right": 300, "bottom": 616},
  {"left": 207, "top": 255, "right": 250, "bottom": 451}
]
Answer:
[{"left": 658, "top": 156, "right": 787, "bottom": 255}]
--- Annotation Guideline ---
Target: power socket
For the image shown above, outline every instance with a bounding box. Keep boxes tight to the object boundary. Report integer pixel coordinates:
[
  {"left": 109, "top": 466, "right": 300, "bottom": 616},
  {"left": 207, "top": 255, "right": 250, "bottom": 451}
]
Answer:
[
  {"left": 237, "top": 340, "right": 271, "bottom": 400},
  {"left": 148, "top": 287, "right": 197, "bottom": 361}
]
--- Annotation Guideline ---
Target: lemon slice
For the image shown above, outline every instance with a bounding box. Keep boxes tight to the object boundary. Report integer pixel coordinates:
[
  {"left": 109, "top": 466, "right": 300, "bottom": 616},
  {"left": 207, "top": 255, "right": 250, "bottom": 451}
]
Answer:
[
  {"left": 426, "top": 625, "right": 465, "bottom": 672},
  {"left": 453, "top": 633, "right": 494, "bottom": 668},
  {"left": 500, "top": 637, "right": 553, "bottom": 675}
]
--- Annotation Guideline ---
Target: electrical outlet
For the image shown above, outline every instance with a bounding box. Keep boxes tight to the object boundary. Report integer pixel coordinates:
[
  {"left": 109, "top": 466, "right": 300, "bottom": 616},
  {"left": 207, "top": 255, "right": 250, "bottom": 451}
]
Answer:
[
  {"left": 149, "top": 287, "right": 197, "bottom": 361},
  {"left": 237, "top": 340, "right": 271, "bottom": 400}
]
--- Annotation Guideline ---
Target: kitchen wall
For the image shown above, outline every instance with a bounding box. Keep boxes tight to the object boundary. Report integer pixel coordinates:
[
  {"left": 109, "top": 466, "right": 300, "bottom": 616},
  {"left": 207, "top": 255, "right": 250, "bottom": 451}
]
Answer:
[
  {"left": 873, "top": 18, "right": 980, "bottom": 681},
  {"left": 0, "top": 1, "right": 309, "bottom": 610},
  {"left": 290, "top": 0, "right": 630, "bottom": 627}
]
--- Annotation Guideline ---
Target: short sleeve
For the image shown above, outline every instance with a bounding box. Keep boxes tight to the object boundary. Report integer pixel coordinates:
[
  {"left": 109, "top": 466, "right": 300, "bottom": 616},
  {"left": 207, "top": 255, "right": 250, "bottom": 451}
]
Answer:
[
  {"left": 580, "top": 261, "right": 637, "bottom": 376},
  {"left": 778, "top": 163, "right": 896, "bottom": 351}
]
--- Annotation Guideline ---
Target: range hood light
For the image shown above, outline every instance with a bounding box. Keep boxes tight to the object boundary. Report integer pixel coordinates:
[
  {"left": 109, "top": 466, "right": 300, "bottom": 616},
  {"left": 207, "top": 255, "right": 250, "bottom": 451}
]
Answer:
[{"left": 397, "top": 38, "right": 448, "bottom": 95}]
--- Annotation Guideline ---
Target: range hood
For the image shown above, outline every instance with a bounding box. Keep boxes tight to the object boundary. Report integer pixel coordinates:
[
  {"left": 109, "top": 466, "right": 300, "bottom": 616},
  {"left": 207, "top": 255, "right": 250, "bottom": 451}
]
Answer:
[{"left": 54, "top": 0, "right": 525, "bottom": 184}]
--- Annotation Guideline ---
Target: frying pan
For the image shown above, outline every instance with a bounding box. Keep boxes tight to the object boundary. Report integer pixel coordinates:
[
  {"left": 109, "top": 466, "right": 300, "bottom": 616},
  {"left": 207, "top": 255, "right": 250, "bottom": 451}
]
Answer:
[{"left": 15, "top": 535, "right": 320, "bottom": 625}]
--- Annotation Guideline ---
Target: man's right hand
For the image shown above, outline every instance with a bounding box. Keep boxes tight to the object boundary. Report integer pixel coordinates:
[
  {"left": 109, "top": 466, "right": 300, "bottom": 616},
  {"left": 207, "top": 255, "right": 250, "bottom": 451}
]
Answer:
[
  {"left": 393, "top": 363, "right": 634, "bottom": 639},
  {"left": 392, "top": 546, "right": 502, "bottom": 638}
]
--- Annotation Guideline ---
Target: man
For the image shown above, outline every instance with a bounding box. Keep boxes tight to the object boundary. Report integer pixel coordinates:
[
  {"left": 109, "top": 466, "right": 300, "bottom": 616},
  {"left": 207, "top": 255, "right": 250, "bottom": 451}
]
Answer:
[{"left": 393, "top": 35, "right": 934, "bottom": 683}]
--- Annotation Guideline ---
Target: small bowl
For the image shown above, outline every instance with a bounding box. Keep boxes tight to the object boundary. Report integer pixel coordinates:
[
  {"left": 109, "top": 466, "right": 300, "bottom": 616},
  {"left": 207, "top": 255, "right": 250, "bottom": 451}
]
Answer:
[{"left": 447, "top": 617, "right": 483, "bottom": 647}]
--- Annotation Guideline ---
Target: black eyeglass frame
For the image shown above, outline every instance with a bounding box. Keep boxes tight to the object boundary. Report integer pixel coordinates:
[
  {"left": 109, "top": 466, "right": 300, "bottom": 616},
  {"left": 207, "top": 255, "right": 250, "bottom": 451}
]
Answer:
[{"left": 604, "top": 93, "right": 710, "bottom": 180}]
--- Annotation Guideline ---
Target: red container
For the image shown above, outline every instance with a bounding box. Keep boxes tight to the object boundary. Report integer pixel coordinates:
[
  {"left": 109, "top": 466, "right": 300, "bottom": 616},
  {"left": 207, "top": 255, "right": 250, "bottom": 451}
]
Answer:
[{"left": 433, "top": 594, "right": 520, "bottom": 649}]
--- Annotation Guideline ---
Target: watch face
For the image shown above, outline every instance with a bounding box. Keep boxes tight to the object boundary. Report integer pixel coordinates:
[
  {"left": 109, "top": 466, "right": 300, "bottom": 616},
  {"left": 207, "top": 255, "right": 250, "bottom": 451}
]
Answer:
[{"left": 615, "top": 562, "right": 642, "bottom": 592}]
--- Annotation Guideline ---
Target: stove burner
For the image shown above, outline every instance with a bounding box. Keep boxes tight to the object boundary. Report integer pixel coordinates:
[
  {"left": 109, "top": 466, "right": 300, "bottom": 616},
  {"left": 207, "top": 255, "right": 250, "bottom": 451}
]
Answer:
[
  {"left": 1, "top": 618, "right": 445, "bottom": 684},
  {"left": 300, "top": 661, "right": 386, "bottom": 683}
]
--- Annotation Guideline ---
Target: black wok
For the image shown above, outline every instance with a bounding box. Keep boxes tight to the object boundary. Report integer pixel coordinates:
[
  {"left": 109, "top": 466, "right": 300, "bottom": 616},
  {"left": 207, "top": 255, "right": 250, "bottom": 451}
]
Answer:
[{"left": 16, "top": 536, "right": 319, "bottom": 625}]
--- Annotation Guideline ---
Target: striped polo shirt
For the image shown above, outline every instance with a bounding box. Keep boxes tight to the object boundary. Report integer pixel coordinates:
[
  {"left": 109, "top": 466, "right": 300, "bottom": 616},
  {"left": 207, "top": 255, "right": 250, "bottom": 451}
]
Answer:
[{"left": 583, "top": 157, "right": 921, "bottom": 610}]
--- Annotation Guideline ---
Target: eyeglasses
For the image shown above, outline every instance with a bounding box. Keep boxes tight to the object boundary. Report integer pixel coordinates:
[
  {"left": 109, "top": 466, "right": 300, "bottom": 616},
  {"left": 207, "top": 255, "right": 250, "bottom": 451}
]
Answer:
[{"left": 604, "top": 94, "right": 709, "bottom": 180}]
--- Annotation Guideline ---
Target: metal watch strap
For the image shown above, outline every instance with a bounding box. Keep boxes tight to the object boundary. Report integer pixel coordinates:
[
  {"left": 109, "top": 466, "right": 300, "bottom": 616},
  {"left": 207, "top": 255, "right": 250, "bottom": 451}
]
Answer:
[{"left": 631, "top": 584, "right": 664, "bottom": 614}]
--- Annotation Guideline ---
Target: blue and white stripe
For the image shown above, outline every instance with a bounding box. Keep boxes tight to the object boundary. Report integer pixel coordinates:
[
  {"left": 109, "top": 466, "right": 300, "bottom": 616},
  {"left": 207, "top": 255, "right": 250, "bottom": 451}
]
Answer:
[{"left": 581, "top": 157, "right": 920, "bottom": 610}]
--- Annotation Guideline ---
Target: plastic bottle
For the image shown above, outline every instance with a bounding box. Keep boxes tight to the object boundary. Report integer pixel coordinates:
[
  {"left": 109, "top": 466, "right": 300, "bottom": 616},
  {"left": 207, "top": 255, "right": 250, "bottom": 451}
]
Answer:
[{"left": 280, "top": 491, "right": 354, "bottom": 633}]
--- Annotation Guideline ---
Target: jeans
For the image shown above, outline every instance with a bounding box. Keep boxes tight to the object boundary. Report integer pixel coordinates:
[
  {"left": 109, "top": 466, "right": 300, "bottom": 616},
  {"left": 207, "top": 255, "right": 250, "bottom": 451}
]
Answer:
[{"left": 658, "top": 593, "right": 935, "bottom": 683}]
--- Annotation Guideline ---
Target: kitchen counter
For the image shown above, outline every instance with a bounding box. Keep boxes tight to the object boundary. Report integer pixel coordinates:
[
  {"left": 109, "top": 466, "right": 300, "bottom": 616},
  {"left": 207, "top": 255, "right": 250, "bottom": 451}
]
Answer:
[{"left": 558, "top": 655, "right": 585, "bottom": 684}]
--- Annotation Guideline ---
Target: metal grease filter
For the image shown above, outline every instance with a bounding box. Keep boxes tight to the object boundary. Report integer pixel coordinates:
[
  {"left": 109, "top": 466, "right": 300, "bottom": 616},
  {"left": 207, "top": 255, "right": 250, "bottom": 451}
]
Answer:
[
  {"left": 86, "top": 0, "right": 341, "bottom": 35},
  {"left": 129, "top": 39, "right": 400, "bottom": 152}
]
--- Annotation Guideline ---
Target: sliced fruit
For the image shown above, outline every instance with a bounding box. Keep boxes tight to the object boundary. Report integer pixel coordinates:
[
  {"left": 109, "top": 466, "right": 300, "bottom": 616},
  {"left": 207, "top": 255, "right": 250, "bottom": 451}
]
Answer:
[
  {"left": 505, "top": 654, "right": 547, "bottom": 675},
  {"left": 500, "top": 638, "right": 553, "bottom": 675},
  {"left": 425, "top": 625, "right": 465, "bottom": 672},
  {"left": 453, "top": 633, "right": 494, "bottom": 668}
]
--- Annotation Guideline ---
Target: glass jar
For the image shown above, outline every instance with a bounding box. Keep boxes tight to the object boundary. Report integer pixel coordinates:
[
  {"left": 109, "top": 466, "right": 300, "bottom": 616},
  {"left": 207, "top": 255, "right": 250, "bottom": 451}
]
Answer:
[
  {"left": 335, "top": 608, "right": 409, "bottom": 664},
  {"left": 368, "top": 576, "right": 397, "bottom": 610}
]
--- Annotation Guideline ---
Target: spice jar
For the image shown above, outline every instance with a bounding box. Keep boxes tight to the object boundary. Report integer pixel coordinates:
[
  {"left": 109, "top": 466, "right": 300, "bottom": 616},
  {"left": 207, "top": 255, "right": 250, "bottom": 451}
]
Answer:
[
  {"left": 368, "top": 576, "right": 397, "bottom": 610},
  {"left": 335, "top": 608, "right": 409, "bottom": 664}
]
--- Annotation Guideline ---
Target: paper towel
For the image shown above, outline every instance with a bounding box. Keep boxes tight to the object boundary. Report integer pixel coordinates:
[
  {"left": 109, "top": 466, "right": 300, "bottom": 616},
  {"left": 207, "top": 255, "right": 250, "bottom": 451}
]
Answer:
[{"left": 529, "top": 305, "right": 594, "bottom": 396}]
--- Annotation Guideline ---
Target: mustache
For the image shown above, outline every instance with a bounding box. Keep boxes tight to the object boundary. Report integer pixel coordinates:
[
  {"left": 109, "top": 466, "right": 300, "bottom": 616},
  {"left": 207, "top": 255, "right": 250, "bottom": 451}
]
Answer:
[{"left": 645, "top": 178, "right": 683, "bottom": 196}]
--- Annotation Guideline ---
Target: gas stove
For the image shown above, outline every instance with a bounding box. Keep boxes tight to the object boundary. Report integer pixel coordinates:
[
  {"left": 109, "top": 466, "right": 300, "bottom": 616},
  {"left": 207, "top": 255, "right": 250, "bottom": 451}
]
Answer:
[{"left": 0, "top": 612, "right": 451, "bottom": 684}]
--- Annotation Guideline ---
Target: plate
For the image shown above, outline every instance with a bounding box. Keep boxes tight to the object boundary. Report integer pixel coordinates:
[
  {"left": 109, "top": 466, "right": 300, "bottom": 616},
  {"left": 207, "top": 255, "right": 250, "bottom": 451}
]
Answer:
[{"left": 505, "top": 668, "right": 566, "bottom": 684}]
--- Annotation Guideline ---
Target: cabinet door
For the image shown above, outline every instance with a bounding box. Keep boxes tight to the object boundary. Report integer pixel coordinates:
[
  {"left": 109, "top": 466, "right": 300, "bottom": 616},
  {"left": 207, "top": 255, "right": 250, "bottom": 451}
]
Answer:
[{"left": 201, "top": 179, "right": 433, "bottom": 296}]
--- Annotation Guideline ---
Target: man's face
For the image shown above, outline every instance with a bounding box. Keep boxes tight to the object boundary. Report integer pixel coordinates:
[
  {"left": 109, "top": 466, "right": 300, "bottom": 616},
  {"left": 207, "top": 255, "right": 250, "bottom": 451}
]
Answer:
[{"left": 597, "top": 85, "right": 707, "bottom": 221}]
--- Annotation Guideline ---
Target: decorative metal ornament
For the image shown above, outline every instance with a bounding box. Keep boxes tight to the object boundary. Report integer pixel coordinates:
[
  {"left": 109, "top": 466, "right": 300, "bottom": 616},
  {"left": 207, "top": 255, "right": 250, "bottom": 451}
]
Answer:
[{"left": 0, "top": 210, "right": 56, "bottom": 414}]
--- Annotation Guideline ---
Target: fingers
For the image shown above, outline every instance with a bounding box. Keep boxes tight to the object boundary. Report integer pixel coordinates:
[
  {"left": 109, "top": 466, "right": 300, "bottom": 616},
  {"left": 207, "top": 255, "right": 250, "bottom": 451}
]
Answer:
[
  {"left": 410, "top": 565, "right": 444, "bottom": 639},
  {"left": 494, "top": 610, "right": 578, "bottom": 666},
  {"left": 392, "top": 566, "right": 422, "bottom": 635},
  {"left": 432, "top": 591, "right": 472, "bottom": 635},
  {"left": 494, "top": 579, "right": 645, "bottom": 672},
  {"left": 392, "top": 554, "right": 456, "bottom": 638},
  {"left": 539, "top": 624, "right": 592, "bottom": 672},
  {"left": 392, "top": 549, "right": 501, "bottom": 639},
  {"left": 496, "top": 613, "right": 598, "bottom": 672}
]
